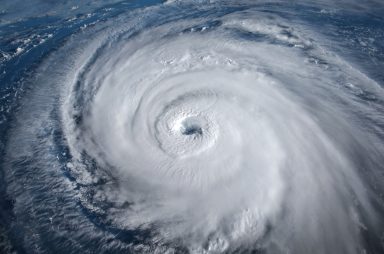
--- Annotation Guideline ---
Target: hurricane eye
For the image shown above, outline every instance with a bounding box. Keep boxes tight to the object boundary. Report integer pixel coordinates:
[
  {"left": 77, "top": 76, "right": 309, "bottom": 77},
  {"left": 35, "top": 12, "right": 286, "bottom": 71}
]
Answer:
[{"left": 181, "top": 123, "right": 203, "bottom": 136}]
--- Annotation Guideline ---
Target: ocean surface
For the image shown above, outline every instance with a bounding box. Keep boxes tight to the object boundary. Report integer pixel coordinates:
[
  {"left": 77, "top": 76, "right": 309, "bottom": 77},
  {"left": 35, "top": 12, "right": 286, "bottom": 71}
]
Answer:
[{"left": 1, "top": 0, "right": 384, "bottom": 253}]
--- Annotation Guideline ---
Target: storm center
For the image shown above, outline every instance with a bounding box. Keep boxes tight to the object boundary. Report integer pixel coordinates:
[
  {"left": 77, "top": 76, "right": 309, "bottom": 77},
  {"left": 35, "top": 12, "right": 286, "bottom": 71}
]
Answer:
[{"left": 180, "top": 117, "right": 203, "bottom": 136}]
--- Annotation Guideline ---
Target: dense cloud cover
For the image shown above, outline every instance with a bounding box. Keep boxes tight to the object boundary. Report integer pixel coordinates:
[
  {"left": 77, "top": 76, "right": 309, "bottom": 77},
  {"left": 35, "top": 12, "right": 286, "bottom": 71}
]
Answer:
[{"left": 1, "top": 0, "right": 384, "bottom": 253}]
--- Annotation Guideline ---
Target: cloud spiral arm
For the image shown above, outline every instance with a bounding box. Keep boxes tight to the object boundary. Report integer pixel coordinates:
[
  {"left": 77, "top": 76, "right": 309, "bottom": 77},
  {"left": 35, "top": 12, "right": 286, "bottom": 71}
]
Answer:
[{"left": 2, "top": 2, "right": 384, "bottom": 254}]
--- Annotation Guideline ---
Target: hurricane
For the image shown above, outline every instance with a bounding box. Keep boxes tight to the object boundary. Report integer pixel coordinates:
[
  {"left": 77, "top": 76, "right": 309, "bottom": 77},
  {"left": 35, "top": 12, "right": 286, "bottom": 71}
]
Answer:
[{"left": 1, "top": 0, "right": 384, "bottom": 253}]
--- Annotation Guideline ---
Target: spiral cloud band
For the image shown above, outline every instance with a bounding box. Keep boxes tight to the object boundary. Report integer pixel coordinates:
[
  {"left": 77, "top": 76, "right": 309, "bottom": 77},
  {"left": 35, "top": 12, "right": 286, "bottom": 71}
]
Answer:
[{"left": 1, "top": 1, "right": 384, "bottom": 253}]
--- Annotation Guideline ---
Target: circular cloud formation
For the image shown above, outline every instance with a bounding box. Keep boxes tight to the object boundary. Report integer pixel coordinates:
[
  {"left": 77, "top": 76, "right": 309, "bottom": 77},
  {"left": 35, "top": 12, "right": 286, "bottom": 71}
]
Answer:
[{"left": 2, "top": 1, "right": 384, "bottom": 254}]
